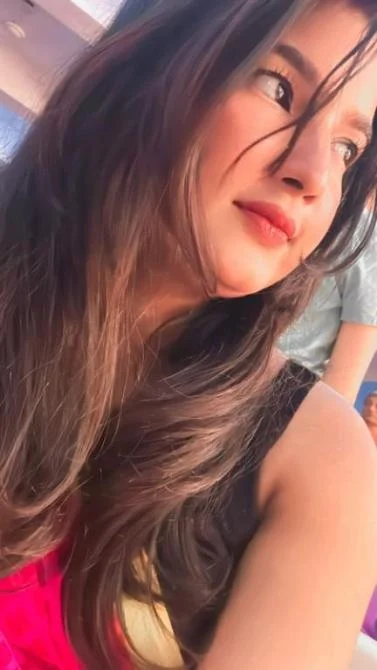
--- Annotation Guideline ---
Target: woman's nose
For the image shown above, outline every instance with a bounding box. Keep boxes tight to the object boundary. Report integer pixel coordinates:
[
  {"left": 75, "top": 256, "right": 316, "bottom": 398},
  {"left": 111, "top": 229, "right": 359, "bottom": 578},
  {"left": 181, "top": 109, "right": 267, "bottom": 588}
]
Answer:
[{"left": 276, "top": 120, "right": 332, "bottom": 201}]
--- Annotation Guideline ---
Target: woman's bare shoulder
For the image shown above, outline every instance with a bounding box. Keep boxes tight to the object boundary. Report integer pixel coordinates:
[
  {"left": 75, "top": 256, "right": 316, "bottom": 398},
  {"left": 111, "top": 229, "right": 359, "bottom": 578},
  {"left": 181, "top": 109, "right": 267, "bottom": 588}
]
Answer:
[
  {"left": 200, "top": 382, "right": 377, "bottom": 670},
  {"left": 258, "top": 379, "right": 377, "bottom": 520}
]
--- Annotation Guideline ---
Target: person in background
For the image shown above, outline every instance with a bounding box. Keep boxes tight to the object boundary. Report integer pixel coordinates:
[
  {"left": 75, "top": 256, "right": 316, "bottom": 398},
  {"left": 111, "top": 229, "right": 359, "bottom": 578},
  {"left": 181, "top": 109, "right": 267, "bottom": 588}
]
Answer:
[
  {"left": 363, "top": 391, "right": 377, "bottom": 445},
  {"left": 279, "top": 222, "right": 377, "bottom": 403},
  {"left": 361, "top": 390, "right": 377, "bottom": 643}
]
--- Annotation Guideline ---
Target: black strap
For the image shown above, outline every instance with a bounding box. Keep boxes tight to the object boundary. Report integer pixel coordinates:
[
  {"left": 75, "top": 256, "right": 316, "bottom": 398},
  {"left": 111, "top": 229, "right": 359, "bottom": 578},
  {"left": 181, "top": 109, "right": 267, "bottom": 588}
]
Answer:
[{"left": 221, "top": 360, "right": 318, "bottom": 550}]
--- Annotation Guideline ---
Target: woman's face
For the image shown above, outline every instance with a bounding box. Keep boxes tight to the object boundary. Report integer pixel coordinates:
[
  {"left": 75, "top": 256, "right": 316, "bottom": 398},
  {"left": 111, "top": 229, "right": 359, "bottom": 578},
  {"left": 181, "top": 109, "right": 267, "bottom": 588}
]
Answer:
[
  {"left": 363, "top": 395, "right": 377, "bottom": 426},
  {"left": 200, "top": 0, "right": 377, "bottom": 298}
]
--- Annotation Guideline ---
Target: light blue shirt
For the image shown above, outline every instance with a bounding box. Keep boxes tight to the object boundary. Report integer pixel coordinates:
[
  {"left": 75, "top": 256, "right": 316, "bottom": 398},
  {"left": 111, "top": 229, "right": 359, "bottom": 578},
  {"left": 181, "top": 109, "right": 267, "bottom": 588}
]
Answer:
[{"left": 278, "top": 226, "right": 377, "bottom": 375}]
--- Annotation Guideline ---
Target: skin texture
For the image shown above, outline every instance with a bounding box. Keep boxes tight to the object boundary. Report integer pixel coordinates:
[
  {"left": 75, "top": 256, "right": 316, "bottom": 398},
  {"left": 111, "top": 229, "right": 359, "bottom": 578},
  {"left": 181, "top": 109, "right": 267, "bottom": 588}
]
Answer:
[
  {"left": 99, "top": 2, "right": 377, "bottom": 668},
  {"left": 135, "top": 0, "right": 377, "bottom": 330},
  {"left": 192, "top": 3, "right": 377, "bottom": 669},
  {"left": 200, "top": 381, "right": 377, "bottom": 670},
  {"left": 198, "top": 1, "right": 377, "bottom": 297}
]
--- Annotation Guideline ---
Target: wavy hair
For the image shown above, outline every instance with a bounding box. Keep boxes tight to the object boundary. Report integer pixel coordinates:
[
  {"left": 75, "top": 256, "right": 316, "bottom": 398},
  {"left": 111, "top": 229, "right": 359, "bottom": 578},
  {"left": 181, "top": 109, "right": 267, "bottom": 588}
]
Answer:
[{"left": 0, "top": 1, "right": 376, "bottom": 668}]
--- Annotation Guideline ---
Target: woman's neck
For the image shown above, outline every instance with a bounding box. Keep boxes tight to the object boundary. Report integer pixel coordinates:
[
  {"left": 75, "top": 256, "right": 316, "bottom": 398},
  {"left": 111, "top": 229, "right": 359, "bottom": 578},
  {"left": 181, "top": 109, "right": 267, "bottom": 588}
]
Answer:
[
  {"left": 134, "top": 263, "right": 205, "bottom": 341},
  {"left": 111, "top": 269, "right": 205, "bottom": 409}
]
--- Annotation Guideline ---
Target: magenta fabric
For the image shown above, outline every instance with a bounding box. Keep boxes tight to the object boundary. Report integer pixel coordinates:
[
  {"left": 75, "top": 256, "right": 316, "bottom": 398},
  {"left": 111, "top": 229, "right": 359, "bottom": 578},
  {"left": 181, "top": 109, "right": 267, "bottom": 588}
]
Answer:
[
  {"left": 1, "top": 546, "right": 375, "bottom": 667},
  {"left": 0, "top": 548, "right": 133, "bottom": 669},
  {"left": 0, "top": 548, "right": 132, "bottom": 669},
  {"left": 363, "top": 588, "right": 377, "bottom": 641},
  {"left": 0, "top": 549, "right": 83, "bottom": 669}
]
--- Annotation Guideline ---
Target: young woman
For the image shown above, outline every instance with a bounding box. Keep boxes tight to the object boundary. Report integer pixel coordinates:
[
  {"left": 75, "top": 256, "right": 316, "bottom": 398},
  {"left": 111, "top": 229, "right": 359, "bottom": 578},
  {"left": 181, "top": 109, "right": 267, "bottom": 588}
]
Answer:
[
  {"left": 1, "top": 1, "right": 377, "bottom": 669},
  {"left": 363, "top": 391, "right": 377, "bottom": 445}
]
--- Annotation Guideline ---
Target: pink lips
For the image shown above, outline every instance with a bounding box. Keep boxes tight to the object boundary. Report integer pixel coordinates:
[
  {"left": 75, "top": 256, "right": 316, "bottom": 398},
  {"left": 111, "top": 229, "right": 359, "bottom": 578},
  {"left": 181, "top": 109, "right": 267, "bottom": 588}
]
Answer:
[{"left": 234, "top": 200, "right": 297, "bottom": 247}]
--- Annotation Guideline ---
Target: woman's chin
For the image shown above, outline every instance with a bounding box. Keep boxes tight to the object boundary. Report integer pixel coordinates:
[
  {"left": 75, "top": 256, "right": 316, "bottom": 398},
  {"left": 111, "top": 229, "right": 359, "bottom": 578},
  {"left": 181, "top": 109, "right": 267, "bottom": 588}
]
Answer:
[
  {"left": 214, "top": 280, "right": 260, "bottom": 300},
  {"left": 214, "top": 274, "right": 276, "bottom": 299}
]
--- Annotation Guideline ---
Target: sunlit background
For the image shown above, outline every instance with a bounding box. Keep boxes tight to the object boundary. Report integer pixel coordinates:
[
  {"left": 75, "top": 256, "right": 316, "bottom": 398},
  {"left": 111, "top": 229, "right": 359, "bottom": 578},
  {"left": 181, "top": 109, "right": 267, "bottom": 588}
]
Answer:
[{"left": 0, "top": 0, "right": 123, "bottom": 163}]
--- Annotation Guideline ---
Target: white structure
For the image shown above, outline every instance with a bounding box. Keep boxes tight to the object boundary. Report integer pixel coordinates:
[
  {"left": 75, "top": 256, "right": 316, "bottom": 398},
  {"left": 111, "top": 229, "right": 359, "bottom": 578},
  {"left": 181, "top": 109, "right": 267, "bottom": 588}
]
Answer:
[{"left": 0, "top": 0, "right": 123, "bottom": 158}]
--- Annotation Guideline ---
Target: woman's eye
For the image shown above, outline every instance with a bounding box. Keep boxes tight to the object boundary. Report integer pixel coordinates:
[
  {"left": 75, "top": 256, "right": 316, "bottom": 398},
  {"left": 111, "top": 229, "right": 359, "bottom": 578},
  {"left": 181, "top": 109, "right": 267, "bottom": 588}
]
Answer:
[
  {"left": 334, "top": 140, "right": 360, "bottom": 167},
  {"left": 254, "top": 70, "right": 294, "bottom": 113}
]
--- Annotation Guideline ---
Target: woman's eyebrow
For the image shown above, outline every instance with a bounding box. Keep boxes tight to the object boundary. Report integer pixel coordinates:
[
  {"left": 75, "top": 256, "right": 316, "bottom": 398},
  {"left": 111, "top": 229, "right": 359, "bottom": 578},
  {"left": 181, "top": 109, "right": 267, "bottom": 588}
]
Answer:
[
  {"left": 344, "top": 110, "right": 373, "bottom": 144},
  {"left": 273, "top": 44, "right": 374, "bottom": 144},
  {"left": 273, "top": 43, "right": 319, "bottom": 85}
]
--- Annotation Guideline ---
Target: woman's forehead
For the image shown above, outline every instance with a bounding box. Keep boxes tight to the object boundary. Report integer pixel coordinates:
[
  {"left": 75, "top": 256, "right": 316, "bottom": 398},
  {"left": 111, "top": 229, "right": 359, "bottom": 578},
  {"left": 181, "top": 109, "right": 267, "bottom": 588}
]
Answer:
[
  {"left": 277, "top": 1, "right": 377, "bottom": 123},
  {"left": 283, "top": 1, "right": 373, "bottom": 79}
]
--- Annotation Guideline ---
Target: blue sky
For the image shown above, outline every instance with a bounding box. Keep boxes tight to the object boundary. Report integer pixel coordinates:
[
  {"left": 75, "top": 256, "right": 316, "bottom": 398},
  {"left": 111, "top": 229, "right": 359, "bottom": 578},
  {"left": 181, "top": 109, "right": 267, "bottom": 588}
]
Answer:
[
  {"left": 72, "top": 0, "right": 124, "bottom": 25},
  {"left": 0, "top": 105, "right": 29, "bottom": 162}
]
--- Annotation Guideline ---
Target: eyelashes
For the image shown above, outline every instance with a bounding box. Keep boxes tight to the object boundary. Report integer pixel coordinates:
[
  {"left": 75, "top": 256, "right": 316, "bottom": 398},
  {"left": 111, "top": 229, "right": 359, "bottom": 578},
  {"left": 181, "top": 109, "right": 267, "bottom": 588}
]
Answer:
[
  {"left": 253, "top": 67, "right": 367, "bottom": 169},
  {"left": 253, "top": 68, "right": 295, "bottom": 113}
]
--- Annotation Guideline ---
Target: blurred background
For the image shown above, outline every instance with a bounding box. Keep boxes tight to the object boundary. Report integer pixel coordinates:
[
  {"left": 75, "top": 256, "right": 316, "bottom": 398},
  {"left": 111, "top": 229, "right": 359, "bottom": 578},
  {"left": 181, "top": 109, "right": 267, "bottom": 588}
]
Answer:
[{"left": 0, "top": 0, "right": 123, "bottom": 163}]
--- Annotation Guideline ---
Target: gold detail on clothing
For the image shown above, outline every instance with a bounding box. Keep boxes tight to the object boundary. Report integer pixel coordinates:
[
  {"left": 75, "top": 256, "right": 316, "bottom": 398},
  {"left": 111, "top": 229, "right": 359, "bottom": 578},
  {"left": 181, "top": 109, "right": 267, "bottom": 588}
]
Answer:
[{"left": 122, "top": 555, "right": 183, "bottom": 667}]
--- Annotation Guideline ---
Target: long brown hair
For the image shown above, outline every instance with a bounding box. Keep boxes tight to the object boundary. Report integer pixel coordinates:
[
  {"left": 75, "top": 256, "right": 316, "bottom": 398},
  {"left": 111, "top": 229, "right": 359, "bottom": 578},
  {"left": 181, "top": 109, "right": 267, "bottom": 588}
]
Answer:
[{"left": 0, "top": 1, "right": 377, "bottom": 668}]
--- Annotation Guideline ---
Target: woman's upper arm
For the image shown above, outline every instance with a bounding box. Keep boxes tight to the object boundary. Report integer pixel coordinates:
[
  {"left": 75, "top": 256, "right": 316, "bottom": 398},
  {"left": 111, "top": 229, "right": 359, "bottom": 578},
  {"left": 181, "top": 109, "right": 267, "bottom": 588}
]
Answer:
[
  {"left": 200, "top": 385, "right": 377, "bottom": 670},
  {"left": 323, "top": 321, "right": 377, "bottom": 403}
]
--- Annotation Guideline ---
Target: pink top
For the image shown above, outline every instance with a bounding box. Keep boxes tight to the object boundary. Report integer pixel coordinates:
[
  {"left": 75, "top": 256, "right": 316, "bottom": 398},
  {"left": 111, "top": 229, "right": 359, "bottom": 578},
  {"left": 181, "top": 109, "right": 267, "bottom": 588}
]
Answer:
[
  {"left": 0, "top": 549, "right": 132, "bottom": 669},
  {"left": 0, "top": 546, "right": 376, "bottom": 668}
]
